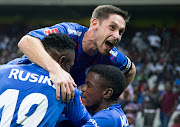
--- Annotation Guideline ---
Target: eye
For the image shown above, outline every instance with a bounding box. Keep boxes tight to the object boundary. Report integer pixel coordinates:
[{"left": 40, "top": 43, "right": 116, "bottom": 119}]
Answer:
[
  {"left": 86, "top": 82, "right": 91, "bottom": 88},
  {"left": 119, "top": 29, "right": 124, "bottom": 35},
  {"left": 109, "top": 25, "right": 115, "bottom": 30}
]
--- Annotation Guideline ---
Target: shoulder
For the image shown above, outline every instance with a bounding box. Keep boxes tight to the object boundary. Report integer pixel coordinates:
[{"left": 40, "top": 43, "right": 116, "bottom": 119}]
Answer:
[
  {"left": 56, "top": 22, "right": 88, "bottom": 31},
  {"left": 0, "top": 64, "right": 24, "bottom": 74},
  {"left": 84, "top": 105, "right": 129, "bottom": 127},
  {"left": 92, "top": 105, "right": 124, "bottom": 125},
  {"left": 0, "top": 64, "right": 47, "bottom": 76},
  {"left": 86, "top": 111, "right": 115, "bottom": 127},
  {"left": 108, "top": 47, "right": 132, "bottom": 73}
]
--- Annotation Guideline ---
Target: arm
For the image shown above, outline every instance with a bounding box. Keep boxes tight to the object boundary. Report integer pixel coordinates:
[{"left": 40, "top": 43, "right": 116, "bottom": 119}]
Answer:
[
  {"left": 159, "top": 90, "right": 166, "bottom": 102},
  {"left": 18, "top": 35, "right": 76, "bottom": 101},
  {"left": 167, "top": 94, "right": 178, "bottom": 117},
  {"left": 124, "top": 63, "right": 136, "bottom": 88},
  {"left": 167, "top": 100, "right": 178, "bottom": 117},
  {"left": 81, "top": 116, "right": 113, "bottom": 127},
  {"left": 63, "top": 89, "right": 91, "bottom": 127},
  {"left": 113, "top": 48, "right": 136, "bottom": 88},
  {"left": 81, "top": 112, "right": 129, "bottom": 127}
]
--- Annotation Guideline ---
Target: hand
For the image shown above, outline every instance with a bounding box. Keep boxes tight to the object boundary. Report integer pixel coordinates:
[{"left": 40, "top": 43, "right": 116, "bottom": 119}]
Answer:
[
  {"left": 167, "top": 111, "right": 173, "bottom": 118},
  {"left": 49, "top": 65, "right": 77, "bottom": 102}
]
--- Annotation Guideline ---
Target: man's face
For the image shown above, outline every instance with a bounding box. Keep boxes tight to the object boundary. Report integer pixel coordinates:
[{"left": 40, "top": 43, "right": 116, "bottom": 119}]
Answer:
[
  {"left": 60, "top": 50, "right": 75, "bottom": 72},
  {"left": 93, "top": 14, "right": 126, "bottom": 55},
  {"left": 81, "top": 72, "right": 104, "bottom": 107}
]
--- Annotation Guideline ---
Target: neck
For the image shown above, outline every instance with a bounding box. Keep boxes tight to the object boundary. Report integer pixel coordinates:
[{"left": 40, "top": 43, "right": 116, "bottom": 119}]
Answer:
[
  {"left": 82, "top": 29, "right": 98, "bottom": 56},
  {"left": 92, "top": 100, "right": 118, "bottom": 114}
]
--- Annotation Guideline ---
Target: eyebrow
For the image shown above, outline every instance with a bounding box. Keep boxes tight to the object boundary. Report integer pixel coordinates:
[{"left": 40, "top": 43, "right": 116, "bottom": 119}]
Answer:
[
  {"left": 120, "top": 28, "right": 125, "bottom": 33},
  {"left": 111, "top": 21, "right": 125, "bottom": 33}
]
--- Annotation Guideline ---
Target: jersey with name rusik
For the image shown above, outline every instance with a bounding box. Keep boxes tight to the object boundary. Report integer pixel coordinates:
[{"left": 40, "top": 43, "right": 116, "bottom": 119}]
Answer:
[
  {"left": 7, "top": 22, "right": 132, "bottom": 86},
  {"left": 82, "top": 104, "right": 129, "bottom": 127},
  {"left": 0, "top": 64, "right": 90, "bottom": 127}
]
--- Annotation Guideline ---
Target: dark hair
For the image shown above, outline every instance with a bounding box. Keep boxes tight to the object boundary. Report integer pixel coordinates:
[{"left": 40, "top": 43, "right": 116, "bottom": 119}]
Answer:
[
  {"left": 88, "top": 64, "right": 126, "bottom": 101},
  {"left": 42, "top": 33, "right": 76, "bottom": 52},
  {"left": 91, "top": 5, "right": 130, "bottom": 23}
]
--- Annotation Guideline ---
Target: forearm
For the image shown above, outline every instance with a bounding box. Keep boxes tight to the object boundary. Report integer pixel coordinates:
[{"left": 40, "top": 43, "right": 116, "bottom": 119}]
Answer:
[
  {"left": 168, "top": 101, "right": 178, "bottom": 115},
  {"left": 159, "top": 92, "right": 166, "bottom": 102},
  {"left": 18, "top": 35, "right": 60, "bottom": 72},
  {"left": 124, "top": 63, "right": 136, "bottom": 88},
  {"left": 18, "top": 35, "right": 76, "bottom": 101}
]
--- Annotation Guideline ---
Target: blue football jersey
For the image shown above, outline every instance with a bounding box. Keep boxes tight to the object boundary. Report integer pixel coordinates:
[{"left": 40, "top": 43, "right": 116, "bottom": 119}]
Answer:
[
  {"left": 7, "top": 22, "right": 132, "bottom": 86},
  {"left": 82, "top": 104, "right": 129, "bottom": 127},
  {"left": 0, "top": 64, "right": 90, "bottom": 127}
]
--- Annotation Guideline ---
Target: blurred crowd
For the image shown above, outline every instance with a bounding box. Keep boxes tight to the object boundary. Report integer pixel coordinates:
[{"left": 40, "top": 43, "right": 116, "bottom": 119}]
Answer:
[
  {"left": 0, "top": 23, "right": 43, "bottom": 64},
  {"left": 118, "top": 25, "right": 180, "bottom": 127},
  {"left": 0, "top": 23, "right": 179, "bottom": 127}
]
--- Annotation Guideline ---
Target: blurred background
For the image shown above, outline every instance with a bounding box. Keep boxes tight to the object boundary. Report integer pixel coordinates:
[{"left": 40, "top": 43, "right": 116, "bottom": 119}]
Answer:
[{"left": 0, "top": 0, "right": 179, "bottom": 127}]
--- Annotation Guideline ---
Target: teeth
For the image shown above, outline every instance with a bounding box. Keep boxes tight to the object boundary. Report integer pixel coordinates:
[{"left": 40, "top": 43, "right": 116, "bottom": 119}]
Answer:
[
  {"left": 109, "top": 40, "right": 117, "bottom": 44},
  {"left": 107, "top": 41, "right": 113, "bottom": 44},
  {"left": 106, "top": 40, "right": 117, "bottom": 45},
  {"left": 114, "top": 40, "right": 118, "bottom": 44}
]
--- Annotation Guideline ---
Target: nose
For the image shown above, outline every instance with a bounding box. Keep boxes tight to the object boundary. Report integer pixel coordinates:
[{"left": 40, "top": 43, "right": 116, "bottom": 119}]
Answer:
[
  {"left": 113, "top": 30, "right": 121, "bottom": 41},
  {"left": 81, "top": 84, "right": 86, "bottom": 92},
  {"left": 67, "top": 67, "right": 70, "bottom": 72}
]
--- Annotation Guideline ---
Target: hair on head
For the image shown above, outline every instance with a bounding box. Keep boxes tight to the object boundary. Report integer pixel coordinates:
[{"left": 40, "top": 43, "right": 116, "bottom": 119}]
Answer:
[
  {"left": 91, "top": 5, "right": 130, "bottom": 23},
  {"left": 42, "top": 33, "right": 76, "bottom": 51},
  {"left": 88, "top": 64, "right": 126, "bottom": 101}
]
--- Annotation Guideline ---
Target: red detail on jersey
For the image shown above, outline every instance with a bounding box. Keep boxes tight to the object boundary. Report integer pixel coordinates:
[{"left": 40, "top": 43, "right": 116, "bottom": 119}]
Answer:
[
  {"left": 43, "top": 28, "right": 59, "bottom": 35},
  {"left": 79, "top": 96, "right": 84, "bottom": 106}
]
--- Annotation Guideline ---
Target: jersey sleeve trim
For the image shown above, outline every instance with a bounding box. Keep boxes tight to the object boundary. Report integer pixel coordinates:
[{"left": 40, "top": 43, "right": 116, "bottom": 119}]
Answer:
[{"left": 121, "top": 56, "right": 132, "bottom": 74}]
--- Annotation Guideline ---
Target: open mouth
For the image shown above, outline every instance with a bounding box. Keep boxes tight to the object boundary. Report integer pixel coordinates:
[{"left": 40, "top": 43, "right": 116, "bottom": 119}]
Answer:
[
  {"left": 105, "top": 40, "right": 115, "bottom": 49},
  {"left": 81, "top": 96, "right": 86, "bottom": 102},
  {"left": 81, "top": 93, "right": 85, "bottom": 98}
]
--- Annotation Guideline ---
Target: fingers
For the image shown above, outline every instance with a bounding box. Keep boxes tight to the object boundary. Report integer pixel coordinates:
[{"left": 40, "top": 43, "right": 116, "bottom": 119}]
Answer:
[
  {"left": 56, "top": 83, "right": 61, "bottom": 100},
  {"left": 65, "top": 83, "right": 71, "bottom": 102},
  {"left": 69, "top": 81, "right": 75, "bottom": 99},
  {"left": 60, "top": 81, "right": 75, "bottom": 102},
  {"left": 55, "top": 82, "right": 74, "bottom": 102},
  {"left": 60, "top": 83, "right": 66, "bottom": 102},
  {"left": 70, "top": 77, "right": 77, "bottom": 87},
  {"left": 69, "top": 76, "right": 76, "bottom": 99},
  {"left": 49, "top": 68, "right": 77, "bottom": 102}
]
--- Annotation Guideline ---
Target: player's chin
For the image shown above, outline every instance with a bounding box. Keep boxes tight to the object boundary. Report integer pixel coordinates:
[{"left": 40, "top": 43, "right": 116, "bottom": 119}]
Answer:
[
  {"left": 99, "top": 49, "right": 110, "bottom": 55},
  {"left": 81, "top": 98, "right": 88, "bottom": 105}
]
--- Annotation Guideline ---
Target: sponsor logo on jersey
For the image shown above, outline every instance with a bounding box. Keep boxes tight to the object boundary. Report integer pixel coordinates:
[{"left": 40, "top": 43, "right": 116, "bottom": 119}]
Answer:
[
  {"left": 8, "top": 69, "right": 55, "bottom": 88},
  {"left": 88, "top": 119, "right": 99, "bottom": 127},
  {"left": 43, "top": 28, "right": 59, "bottom": 35},
  {"left": 109, "top": 50, "right": 118, "bottom": 57},
  {"left": 67, "top": 28, "right": 82, "bottom": 36},
  {"left": 119, "top": 115, "right": 129, "bottom": 127}
]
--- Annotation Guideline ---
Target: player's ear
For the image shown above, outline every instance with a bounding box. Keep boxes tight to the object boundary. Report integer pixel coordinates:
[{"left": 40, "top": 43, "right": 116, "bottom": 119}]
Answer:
[
  {"left": 59, "top": 56, "right": 66, "bottom": 67},
  {"left": 103, "top": 88, "right": 113, "bottom": 99},
  {"left": 90, "top": 18, "right": 99, "bottom": 29}
]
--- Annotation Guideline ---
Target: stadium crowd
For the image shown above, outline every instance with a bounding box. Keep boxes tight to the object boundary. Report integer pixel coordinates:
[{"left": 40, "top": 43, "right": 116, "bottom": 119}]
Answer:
[
  {"left": 0, "top": 23, "right": 179, "bottom": 127},
  {"left": 118, "top": 25, "right": 180, "bottom": 127}
]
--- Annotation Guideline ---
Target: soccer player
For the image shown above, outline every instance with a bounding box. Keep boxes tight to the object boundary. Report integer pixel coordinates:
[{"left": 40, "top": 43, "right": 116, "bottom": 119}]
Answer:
[
  {"left": 0, "top": 33, "right": 90, "bottom": 127},
  {"left": 8, "top": 5, "right": 136, "bottom": 102},
  {"left": 81, "top": 64, "right": 129, "bottom": 127}
]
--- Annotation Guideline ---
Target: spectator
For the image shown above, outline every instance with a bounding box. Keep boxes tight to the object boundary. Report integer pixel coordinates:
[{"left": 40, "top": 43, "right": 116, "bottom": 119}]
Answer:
[
  {"left": 119, "top": 89, "right": 131, "bottom": 109},
  {"left": 159, "top": 82, "right": 179, "bottom": 127},
  {"left": 147, "top": 31, "right": 161, "bottom": 52},
  {"left": 171, "top": 114, "right": 180, "bottom": 127},
  {"left": 126, "top": 113, "right": 135, "bottom": 127},
  {"left": 132, "top": 32, "right": 148, "bottom": 52},
  {"left": 143, "top": 85, "right": 161, "bottom": 127}
]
